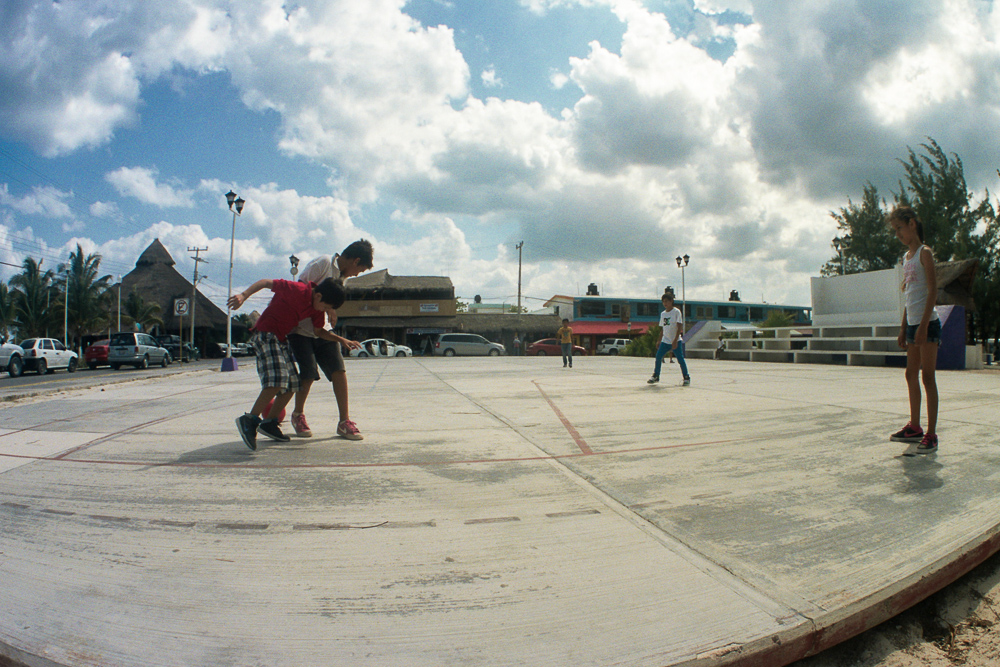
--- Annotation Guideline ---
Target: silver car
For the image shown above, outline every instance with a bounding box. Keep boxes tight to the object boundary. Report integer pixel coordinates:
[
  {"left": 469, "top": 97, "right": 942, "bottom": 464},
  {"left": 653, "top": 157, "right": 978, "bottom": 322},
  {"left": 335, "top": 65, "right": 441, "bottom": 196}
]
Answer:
[
  {"left": 433, "top": 333, "right": 505, "bottom": 356},
  {"left": 108, "top": 332, "right": 171, "bottom": 369}
]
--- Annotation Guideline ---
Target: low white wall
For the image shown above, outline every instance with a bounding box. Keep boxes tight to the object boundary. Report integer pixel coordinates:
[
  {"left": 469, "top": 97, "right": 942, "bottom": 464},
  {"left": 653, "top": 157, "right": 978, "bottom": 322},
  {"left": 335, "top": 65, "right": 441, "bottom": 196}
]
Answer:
[{"left": 810, "top": 266, "right": 904, "bottom": 326}]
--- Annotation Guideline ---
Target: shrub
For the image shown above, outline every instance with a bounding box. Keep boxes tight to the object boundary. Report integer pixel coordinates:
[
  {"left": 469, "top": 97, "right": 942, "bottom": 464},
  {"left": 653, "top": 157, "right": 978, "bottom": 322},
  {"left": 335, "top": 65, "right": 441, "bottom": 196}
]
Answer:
[{"left": 623, "top": 325, "right": 661, "bottom": 357}]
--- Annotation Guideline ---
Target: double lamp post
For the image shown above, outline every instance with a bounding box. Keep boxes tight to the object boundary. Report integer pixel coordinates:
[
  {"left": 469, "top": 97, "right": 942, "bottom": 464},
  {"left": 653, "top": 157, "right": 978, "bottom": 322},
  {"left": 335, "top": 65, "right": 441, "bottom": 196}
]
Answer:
[{"left": 222, "top": 190, "right": 245, "bottom": 372}]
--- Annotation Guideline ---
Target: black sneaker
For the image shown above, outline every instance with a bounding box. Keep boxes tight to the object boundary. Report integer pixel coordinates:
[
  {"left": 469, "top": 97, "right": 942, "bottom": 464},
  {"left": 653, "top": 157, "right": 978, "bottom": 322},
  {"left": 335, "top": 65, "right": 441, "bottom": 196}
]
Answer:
[
  {"left": 647, "top": 376, "right": 659, "bottom": 384},
  {"left": 890, "top": 423, "right": 924, "bottom": 443},
  {"left": 257, "top": 418, "right": 290, "bottom": 442},
  {"left": 236, "top": 413, "right": 261, "bottom": 451},
  {"left": 683, "top": 376, "right": 691, "bottom": 386}
]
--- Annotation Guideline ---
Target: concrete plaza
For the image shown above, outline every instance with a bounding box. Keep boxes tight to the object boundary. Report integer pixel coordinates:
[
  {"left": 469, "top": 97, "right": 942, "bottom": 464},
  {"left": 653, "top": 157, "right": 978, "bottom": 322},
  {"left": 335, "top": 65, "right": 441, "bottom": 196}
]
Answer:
[{"left": 1, "top": 356, "right": 998, "bottom": 666}]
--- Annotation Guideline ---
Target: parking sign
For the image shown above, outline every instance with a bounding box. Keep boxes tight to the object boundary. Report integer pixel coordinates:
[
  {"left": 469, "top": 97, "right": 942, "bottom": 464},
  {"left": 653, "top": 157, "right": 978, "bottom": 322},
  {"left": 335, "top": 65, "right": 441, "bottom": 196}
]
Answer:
[{"left": 174, "top": 299, "right": 190, "bottom": 316}]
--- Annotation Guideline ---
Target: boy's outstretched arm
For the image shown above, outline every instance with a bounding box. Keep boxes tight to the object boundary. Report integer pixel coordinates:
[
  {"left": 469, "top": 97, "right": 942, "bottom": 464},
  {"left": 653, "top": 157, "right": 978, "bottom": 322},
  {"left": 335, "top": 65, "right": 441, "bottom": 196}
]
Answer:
[
  {"left": 313, "top": 327, "right": 362, "bottom": 350},
  {"left": 228, "top": 279, "right": 273, "bottom": 310}
]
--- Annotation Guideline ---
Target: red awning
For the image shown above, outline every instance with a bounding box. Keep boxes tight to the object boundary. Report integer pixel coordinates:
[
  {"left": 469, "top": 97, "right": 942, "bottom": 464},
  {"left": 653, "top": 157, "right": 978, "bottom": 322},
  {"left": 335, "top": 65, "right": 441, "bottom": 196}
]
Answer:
[{"left": 567, "top": 321, "right": 649, "bottom": 336}]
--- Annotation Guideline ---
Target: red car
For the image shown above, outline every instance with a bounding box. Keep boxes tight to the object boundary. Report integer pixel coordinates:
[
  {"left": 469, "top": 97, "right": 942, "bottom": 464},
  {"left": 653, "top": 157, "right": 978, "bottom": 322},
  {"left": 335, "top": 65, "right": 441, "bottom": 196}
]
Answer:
[
  {"left": 526, "top": 338, "right": 588, "bottom": 356},
  {"left": 85, "top": 339, "right": 110, "bottom": 369}
]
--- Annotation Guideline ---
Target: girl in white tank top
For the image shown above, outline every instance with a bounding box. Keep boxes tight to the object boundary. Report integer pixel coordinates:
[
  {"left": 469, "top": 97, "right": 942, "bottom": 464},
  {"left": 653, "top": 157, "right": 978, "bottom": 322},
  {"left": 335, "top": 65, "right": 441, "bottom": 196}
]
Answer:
[{"left": 888, "top": 206, "right": 939, "bottom": 454}]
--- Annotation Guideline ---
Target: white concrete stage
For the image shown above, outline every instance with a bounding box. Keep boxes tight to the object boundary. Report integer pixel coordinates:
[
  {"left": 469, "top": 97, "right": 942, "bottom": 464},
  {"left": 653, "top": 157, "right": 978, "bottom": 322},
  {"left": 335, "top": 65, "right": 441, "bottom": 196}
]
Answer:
[{"left": 0, "top": 356, "right": 998, "bottom": 666}]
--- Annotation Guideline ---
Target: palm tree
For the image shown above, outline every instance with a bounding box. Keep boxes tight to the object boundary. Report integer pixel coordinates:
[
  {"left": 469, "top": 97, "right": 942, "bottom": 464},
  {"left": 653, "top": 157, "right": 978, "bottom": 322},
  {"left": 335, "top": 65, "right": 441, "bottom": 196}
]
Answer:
[
  {"left": 10, "top": 258, "right": 58, "bottom": 338},
  {"left": 58, "top": 244, "right": 113, "bottom": 350},
  {"left": 122, "top": 288, "right": 163, "bottom": 332}
]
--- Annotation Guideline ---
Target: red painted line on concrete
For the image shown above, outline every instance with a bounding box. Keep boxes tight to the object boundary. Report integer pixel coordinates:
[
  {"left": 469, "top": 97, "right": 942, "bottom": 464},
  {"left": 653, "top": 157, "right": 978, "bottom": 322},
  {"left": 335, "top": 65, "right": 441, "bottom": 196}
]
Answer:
[{"left": 532, "top": 380, "right": 593, "bottom": 455}]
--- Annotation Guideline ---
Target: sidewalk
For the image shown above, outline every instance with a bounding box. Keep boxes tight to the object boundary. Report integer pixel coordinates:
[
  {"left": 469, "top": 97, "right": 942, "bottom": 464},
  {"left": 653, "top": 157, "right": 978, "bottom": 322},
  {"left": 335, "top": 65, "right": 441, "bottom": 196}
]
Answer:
[{"left": 1, "top": 357, "right": 998, "bottom": 666}]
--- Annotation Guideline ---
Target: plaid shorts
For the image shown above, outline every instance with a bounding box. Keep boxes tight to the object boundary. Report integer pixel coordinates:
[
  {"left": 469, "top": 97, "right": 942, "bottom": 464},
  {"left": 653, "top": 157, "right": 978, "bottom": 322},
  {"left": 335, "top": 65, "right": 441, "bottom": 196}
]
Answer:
[{"left": 249, "top": 332, "right": 299, "bottom": 392}]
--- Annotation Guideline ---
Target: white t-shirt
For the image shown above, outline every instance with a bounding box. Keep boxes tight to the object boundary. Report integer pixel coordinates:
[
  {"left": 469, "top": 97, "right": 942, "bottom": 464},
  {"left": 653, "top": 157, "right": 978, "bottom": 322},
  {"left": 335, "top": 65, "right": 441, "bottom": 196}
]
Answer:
[
  {"left": 659, "top": 307, "right": 683, "bottom": 345},
  {"left": 290, "top": 254, "right": 341, "bottom": 337}
]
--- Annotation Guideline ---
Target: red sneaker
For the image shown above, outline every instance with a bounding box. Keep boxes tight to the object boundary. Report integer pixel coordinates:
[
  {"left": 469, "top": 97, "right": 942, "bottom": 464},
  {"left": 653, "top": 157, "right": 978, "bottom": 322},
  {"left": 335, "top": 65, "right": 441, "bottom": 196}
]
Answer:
[
  {"left": 291, "top": 412, "right": 312, "bottom": 438},
  {"left": 337, "top": 419, "right": 363, "bottom": 441}
]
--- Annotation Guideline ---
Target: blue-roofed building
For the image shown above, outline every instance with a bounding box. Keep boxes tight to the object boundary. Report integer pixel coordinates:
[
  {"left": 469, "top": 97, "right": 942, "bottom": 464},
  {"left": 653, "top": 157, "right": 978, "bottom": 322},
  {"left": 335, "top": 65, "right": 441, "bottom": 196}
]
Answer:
[{"left": 565, "top": 291, "right": 812, "bottom": 353}]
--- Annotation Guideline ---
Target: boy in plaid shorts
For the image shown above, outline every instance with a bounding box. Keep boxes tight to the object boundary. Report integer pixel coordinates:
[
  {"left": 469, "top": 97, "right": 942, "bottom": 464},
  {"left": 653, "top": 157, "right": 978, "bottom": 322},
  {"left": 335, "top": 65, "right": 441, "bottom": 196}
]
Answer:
[{"left": 227, "top": 276, "right": 346, "bottom": 451}]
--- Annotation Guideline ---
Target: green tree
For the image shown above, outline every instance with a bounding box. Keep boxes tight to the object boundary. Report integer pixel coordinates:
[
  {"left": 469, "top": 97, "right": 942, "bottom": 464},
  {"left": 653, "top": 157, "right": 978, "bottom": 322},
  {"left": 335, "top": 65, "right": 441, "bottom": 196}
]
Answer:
[
  {"left": 0, "top": 282, "right": 14, "bottom": 339},
  {"left": 122, "top": 288, "right": 163, "bottom": 332},
  {"left": 9, "top": 258, "right": 58, "bottom": 338},
  {"left": 822, "top": 184, "right": 898, "bottom": 276},
  {"left": 59, "top": 244, "right": 113, "bottom": 350},
  {"left": 755, "top": 310, "right": 795, "bottom": 338}
]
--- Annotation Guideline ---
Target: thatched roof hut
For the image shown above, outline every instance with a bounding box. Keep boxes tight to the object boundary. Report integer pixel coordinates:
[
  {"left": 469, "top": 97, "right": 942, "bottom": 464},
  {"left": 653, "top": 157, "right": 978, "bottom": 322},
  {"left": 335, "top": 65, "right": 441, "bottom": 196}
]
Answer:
[
  {"left": 120, "top": 239, "right": 229, "bottom": 333},
  {"left": 936, "top": 259, "right": 978, "bottom": 310}
]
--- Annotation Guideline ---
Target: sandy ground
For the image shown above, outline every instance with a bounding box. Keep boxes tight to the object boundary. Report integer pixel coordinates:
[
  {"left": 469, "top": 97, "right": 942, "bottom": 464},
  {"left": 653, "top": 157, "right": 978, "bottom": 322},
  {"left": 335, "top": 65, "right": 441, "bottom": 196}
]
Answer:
[{"left": 794, "top": 551, "right": 1000, "bottom": 667}]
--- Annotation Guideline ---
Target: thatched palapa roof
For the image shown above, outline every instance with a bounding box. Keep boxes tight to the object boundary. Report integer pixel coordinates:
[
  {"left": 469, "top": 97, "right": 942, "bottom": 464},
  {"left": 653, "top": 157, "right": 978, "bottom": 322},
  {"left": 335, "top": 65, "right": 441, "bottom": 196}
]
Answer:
[
  {"left": 936, "top": 259, "right": 978, "bottom": 311},
  {"left": 121, "top": 239, "right": 229, "bottom": 330}
]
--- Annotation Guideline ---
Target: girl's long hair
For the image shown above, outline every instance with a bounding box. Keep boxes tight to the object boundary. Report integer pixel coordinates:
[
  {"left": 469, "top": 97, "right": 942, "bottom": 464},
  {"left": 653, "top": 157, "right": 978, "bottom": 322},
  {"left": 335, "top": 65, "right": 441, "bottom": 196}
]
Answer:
[{"left": 888, "top": 206, "right": 924, "bottom": 243}]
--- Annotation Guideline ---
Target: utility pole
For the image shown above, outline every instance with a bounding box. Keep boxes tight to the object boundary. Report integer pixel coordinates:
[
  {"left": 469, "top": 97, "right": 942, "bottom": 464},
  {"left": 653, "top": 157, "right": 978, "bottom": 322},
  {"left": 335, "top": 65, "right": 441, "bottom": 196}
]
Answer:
[
  {"left": 516, "top": 241, "right": 524, "bottom": 314},
  {"left": 188, "top": 246, "right": 208, "bottom": 361}
]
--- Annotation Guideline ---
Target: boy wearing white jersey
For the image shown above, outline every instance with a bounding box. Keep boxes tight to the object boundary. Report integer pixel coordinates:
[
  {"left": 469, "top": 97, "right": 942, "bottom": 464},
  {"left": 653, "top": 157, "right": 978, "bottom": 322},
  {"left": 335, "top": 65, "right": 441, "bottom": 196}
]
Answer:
[
  {"left": 287, "top": 240, "right": 373, "bottom": 439},
  {"left": 647, "top": 291, "right": 690, "bottom": 386}
]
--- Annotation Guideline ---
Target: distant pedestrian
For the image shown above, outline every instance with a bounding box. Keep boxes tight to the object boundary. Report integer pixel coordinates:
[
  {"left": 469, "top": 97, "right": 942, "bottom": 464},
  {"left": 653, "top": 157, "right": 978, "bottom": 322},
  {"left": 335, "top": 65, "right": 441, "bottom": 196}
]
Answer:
[
  {"left": 228, "top": 277, "right": 347, "bottom": 451},
  {"left": 888, "top": 206, "right": 940, "bottom": 455},
  {"left": 647, "top": 292, "right": 690, "bottom": 386},
  {"left": 556, "top": 319, "right": 574, "bottom": 368},
  {"left": 715, "top": 335, "right": 725, "bottom": 360},
  {"left": 513, "top": 334, "right": 521, "bottom": 356}
]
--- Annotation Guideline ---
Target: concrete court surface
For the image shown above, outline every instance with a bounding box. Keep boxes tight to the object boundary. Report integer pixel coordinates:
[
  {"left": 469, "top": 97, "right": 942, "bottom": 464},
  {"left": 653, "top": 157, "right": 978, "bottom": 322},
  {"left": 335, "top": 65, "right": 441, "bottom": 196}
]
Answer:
[{"left": 0, "top": 356, "right": 998, "bottom": 667}]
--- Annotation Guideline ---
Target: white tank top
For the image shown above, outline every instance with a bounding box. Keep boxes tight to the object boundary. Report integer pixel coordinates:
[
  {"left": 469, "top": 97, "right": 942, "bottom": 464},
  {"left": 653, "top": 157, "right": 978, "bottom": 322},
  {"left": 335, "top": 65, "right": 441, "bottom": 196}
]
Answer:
[{"left": 902, "top": 246, "right": 938, "bottom": 326}]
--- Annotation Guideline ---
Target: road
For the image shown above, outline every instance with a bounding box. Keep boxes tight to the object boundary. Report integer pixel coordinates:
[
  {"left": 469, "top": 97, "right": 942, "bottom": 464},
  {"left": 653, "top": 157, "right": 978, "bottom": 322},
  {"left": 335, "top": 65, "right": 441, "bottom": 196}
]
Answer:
[{"left": 0, "top": 358, "right": 223, "bottom": 400}]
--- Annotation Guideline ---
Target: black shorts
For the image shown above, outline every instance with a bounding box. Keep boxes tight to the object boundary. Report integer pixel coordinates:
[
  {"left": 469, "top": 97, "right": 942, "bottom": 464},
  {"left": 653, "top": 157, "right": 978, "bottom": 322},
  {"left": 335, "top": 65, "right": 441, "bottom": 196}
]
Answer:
[{"left": 287, "top": 334, "right": 345, "bottom": 382}]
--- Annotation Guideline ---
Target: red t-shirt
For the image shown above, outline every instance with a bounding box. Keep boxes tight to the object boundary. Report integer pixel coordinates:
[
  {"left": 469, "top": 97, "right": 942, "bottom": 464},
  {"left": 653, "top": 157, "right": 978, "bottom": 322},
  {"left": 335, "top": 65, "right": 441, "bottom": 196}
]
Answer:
[{"left": 252, "top": 280, "right": 325, "bottom": 342}]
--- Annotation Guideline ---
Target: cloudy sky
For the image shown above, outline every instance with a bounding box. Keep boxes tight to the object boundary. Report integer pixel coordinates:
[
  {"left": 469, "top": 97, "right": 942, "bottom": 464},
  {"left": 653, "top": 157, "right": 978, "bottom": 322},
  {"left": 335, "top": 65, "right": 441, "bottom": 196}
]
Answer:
[{"left": 2, "top": 0, "right": 999, "bottom": 312}]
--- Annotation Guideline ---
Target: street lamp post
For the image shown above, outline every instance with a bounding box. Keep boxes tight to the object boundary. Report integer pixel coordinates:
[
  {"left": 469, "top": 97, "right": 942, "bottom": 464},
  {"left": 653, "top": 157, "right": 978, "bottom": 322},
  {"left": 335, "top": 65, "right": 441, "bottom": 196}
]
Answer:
[
  {"left": 833, "top": 236, "right": 849, "bottom": 275},
  {"left": 222, "top": 190, "right": 245, "bottom": 372},
  {"left": 117, "top": 275, "right": 121, "bottom": 332},
  {"left": 675, "top": 254, "right": 689, "bottom": 326}
]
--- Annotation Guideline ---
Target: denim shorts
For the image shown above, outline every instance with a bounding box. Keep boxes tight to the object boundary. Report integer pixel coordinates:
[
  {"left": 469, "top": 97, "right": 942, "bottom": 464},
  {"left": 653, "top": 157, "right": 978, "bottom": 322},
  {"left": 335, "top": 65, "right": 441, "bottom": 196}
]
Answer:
[{"left": 905, "top": 318, "right": 941, "bottom": 345}]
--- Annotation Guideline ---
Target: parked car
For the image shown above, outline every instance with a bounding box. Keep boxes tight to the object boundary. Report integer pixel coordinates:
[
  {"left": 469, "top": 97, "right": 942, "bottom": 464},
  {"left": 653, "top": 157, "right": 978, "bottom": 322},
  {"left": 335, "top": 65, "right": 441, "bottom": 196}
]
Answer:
[
  {"left": 156, "top": 335, "right": 183, "bottom": 361},
  {"left": 434, "top": 333, "right": 505, "bottom": 357},
  {"left": 84, "top": 339, "right": 111, "bottom": 369},
  {"left": 596, "top": 338, "right": 630, "bottom": 355},
  {"left": 351, "top": 338, "right": 412, "bottom": 358},
  {"left": 108, "top": 332, "right": 171, "bottom": 369},
  {"left": 19, "top": 338, "right": 79, "bottom": 374},
  {"left": 526, "top": 338, "right": 588, "bottom": 357},
  {"left": 0, "top": 336, "right": 25, "bottom": 377},
  {"left": 233, "top": 343, "right": 252, "bottom": 357}
]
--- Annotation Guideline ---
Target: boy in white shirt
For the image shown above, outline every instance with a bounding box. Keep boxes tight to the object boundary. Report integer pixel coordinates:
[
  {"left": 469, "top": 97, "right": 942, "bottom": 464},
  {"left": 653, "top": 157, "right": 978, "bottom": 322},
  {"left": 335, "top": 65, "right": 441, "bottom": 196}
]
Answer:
[
  {"left": 647, "top": 292, "right": 691, "bottom": 386},
  {"left": 286, "top": 240, "right": 373, "bottom": 439}
]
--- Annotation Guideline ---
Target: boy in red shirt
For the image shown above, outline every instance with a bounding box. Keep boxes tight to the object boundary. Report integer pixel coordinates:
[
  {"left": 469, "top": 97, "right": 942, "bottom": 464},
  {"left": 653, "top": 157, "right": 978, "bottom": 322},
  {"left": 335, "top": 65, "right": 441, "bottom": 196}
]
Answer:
[{"left": 227, "top": 277, "right": 346, "bottom": 450}]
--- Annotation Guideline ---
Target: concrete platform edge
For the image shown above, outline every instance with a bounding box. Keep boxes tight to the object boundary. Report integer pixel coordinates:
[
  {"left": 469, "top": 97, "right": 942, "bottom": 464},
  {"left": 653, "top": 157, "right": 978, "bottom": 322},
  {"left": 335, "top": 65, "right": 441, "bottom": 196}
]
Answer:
[{"left": 693, "top": 523, "right": 1000, "bottom": 667}]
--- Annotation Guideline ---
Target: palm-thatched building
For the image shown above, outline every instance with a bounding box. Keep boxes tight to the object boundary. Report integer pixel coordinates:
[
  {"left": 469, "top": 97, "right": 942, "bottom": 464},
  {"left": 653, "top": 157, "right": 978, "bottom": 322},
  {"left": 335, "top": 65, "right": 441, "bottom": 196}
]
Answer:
[{"left": 117, "top": 239, "right": 230, "bottom": 354}]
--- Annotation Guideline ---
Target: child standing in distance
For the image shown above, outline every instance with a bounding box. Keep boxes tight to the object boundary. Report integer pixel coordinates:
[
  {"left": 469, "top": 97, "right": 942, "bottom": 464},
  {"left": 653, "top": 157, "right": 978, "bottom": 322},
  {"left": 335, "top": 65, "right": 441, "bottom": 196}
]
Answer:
[
  {"left": 888, "top": 206, "right": 940, "bottom": 455},
  {"left": 648, "top": 292, "right": 690, "bottom": 386},
  {"left": 556, "top": 319, "right": 574, "bottom": 367},
  {"left": 228, "top": 277, "right": 346, "bottom": 451},
  {"left": 287, "top": 240, "right": 373, "bottom": 440}
]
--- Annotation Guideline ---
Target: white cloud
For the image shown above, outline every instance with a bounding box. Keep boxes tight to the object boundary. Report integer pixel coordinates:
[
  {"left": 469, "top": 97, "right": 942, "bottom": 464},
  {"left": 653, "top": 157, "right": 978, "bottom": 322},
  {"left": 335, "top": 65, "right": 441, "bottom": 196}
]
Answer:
[
  {"left": 89, "top": 201, "right": 119, "bottom": 218},
  {"left": 481, "top": 67, "right": 503, "bottom": 87},
  {"left": 0, "top": 184, "right": 74, "bottom": 218},
  {"left": 106, "top": 167, "right": 195, "bottom": 208}
]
